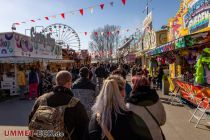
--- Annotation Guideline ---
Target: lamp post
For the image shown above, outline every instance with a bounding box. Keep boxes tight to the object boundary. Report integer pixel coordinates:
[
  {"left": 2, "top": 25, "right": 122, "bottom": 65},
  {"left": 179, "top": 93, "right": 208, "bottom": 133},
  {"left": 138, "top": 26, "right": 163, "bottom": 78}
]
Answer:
[{"left": 11, "top": 23, "right": 16, "bottom": 32}]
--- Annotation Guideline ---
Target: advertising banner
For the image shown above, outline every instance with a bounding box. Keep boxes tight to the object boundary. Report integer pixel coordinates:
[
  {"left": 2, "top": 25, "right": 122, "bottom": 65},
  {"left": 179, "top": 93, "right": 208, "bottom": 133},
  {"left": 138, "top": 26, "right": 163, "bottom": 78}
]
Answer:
[
  {"left": 143, "top": 11, "right": 152, "bottom": 31},
  {"left": 0, "top": 33, "right": 15, "bottom": 57},
  {"left": 156, "top": 30, "right": 168, "bottom": 47},
  {"left": 184, "top": 0, "right": 210, "bottom": 34},
  {"left": 0, "top": 32, "right": 62, "bottom": 59},
  {"left": 143, "top": 29, "right": 156, "bottom": 51},
  {"left": 168, "top": 0, "right": 210, "bottom": 41}
]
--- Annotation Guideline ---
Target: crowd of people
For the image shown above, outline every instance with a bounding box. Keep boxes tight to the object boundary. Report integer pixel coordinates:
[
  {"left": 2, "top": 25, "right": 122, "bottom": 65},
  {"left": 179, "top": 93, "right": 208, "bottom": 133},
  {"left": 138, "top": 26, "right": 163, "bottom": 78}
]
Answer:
[
  {"left": 28, "top": 63, "right": 166, "bottom": 140},
  {"left": 17, "top": 65, "right": 53, "bottom": 100}
]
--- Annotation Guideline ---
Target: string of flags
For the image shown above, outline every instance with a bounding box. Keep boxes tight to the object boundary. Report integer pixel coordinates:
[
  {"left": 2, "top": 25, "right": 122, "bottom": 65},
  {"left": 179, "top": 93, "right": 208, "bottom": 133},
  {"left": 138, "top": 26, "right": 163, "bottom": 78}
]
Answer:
[
  {"left": 14, "top": 0, "right": 127, "bottom": 26},
  {"left": 77, "top": 29, "right": 129, "bottom": 36},
  {"left": 44, "top": 23, "right": 133, "bottom": 37}
]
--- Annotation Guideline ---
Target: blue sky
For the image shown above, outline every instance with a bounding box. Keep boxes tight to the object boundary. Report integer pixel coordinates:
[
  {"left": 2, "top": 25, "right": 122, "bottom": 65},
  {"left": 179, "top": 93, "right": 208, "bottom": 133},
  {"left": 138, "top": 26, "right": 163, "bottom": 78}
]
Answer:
[{"left": 0, "top": 0, "right": 180, "bottom": 50}]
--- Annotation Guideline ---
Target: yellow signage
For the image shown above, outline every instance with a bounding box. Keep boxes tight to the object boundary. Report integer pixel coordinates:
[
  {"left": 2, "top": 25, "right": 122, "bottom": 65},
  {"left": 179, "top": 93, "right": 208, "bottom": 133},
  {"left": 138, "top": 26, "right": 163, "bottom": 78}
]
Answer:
[{"left": 168, "top": 0, "right": 210, "bottom": 41}]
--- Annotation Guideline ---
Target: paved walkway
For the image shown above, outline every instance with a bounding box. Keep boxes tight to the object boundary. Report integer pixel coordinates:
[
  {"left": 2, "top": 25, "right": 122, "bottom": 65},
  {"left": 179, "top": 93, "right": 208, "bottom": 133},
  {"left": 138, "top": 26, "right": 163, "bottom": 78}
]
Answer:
[
  {"left": 0, "top": 93, "right": 209, "bottom": 140},
  {"left": 160, "top": 96, "right": 210, "bottom": 140}
]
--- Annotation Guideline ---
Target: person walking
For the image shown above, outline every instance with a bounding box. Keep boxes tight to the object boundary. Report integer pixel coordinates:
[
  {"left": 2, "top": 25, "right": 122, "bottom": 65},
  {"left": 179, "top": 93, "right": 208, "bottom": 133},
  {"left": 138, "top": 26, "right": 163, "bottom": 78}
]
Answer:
[
  {"left": 36, "top": 68, "right": 43, "bottom": 96},
  {"left": 95, "top": 64, "right": 106, "bottom": 90},
  {"left": 112, "top": 69, "right": 132, "bottom": 101},
  {"left": 90, "top": 65, "right": 97, "bottom": 84},
  {"left": 89, "top": 75, "right": 153, "bottom": 140},
  {"left": 28, "top": 67, "right": 39, "bottom": 100},
  {"left": 29, "top": 71, "right": 89, "bottom": 140},
  {"left": 17, "top": 66, "right": 26, "bottom": 100},
  {"left": 157, "top": 67, "right": 164, "bottom": 90},
  {"left": 126, "top": 76, "right": 166, "bottom": 140},
  {"left": 72, "top": 67, "right": 96, "bottom": 118}
]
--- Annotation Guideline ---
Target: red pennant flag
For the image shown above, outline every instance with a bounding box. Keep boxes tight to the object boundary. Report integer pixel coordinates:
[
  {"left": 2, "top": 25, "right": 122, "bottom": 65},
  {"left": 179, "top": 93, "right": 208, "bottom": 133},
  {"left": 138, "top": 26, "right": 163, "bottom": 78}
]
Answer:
[
  {"left": 107, "top": 32, "right": 110, "bottom": 37},
  {"left": 15, "top": 23, "right": 20, "bottom": 25},
  {"left": 94, "top": 32, "right": 98, "bottom": 36},
  {"left": 122, "top": 0, "right": 126, "bottom": 5},
  {"left": 100, "top": 4, "right": 105, "bottom": 10},
  {"left": 61, "top": 13, "right": 65, "bottom": 19},
  {"left": 30, "top": 20, "right": 35, "bottom": 22},
  {"left": 45, "top": 17, "right": 49, "bottom": 20},
  {"left": 84, "top": 32, "right": 87, "bottom": 36},
  {"left": 79, "top": 9, "right": 84, "bottom": 15}
]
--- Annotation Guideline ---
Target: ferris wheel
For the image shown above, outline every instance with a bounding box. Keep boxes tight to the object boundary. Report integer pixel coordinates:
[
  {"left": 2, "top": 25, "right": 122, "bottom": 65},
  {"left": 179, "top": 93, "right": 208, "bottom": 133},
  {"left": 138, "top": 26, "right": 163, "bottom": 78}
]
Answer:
[{"left": 44, "top": 23, "right": 80, "bottom": 50}]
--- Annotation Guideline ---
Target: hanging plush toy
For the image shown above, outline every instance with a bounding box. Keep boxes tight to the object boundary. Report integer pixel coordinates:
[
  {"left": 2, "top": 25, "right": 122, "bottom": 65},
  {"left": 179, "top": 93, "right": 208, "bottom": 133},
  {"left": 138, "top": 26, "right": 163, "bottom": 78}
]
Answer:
[{"left": 195, "top": 54, "right": 205, "bottom": 85}]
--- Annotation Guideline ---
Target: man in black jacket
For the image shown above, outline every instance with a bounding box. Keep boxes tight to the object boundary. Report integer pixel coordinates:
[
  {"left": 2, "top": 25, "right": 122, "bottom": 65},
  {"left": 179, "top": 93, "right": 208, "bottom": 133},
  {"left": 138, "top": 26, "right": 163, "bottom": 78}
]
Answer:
[
  {"left": 29, "top": 71, "right": 89, "bottom": 140},
  {"left": 72, "top": 67, "right": 96, "bottom": 118},
  {"left": 95, "top": 64, "right": 107, "bottom": 90}
]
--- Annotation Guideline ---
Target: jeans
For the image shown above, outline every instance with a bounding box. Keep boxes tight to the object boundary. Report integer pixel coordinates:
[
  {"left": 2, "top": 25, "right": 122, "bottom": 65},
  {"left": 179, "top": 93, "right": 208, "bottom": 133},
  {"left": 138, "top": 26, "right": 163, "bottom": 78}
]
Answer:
[{"left": 19, "top": 85, "right": 25, "bottom": 98}]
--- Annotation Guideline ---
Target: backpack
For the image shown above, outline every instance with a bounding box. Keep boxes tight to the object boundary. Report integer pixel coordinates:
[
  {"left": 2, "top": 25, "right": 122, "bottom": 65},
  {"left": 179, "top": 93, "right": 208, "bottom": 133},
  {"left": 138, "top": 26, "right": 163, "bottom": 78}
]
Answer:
[{"left": 28, "top": 95, "right": 79, "bottom": 140}]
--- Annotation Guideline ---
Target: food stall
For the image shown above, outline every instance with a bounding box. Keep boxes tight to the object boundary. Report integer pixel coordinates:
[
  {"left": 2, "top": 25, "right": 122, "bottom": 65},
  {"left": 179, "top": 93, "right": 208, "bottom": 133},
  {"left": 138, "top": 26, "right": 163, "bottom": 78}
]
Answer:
[{"left": 0, "top": 31, "right": 62, "bottom": 96}]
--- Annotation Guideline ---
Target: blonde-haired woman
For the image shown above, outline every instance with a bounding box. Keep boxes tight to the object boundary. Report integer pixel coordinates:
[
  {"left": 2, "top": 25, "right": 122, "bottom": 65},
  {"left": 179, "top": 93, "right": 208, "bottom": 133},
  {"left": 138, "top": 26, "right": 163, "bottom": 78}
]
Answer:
[{"left": 89, "top": 75, "right": 153, "bottom": 140}]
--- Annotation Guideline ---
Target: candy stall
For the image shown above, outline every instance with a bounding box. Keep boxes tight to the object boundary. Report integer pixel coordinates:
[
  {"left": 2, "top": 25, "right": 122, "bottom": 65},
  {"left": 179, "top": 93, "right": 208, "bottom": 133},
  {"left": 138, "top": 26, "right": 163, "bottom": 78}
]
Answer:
[{"left": 0, "top": 30, "right": 62, "bottom": 96}]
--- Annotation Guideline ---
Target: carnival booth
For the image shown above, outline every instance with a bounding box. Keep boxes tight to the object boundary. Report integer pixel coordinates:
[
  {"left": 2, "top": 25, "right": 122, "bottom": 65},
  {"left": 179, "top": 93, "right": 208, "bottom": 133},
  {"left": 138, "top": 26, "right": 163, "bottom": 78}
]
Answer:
[
  {"left": 147, "top": 30, "right": 210, "bottom": 107},
  {"left": 146, "top": 0, "right": 210, "bottom": 109},
  {"left": 0, "top": 31, "right": 62, "bottom": 96}
]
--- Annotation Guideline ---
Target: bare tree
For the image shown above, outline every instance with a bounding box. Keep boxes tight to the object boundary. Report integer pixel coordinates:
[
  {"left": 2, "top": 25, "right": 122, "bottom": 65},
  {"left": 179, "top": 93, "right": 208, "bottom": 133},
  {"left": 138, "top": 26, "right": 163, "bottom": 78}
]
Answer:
[{"left": 89, "top": 25, "right": 120, "bottom": 60}]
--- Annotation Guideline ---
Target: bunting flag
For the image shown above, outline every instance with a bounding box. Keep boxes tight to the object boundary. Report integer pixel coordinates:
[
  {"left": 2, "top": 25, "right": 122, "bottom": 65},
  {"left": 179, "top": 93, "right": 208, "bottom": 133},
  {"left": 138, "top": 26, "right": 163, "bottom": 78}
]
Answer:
[
  {"left": 107, "top": 32, "right": 111, "bottom": 37},
  {"left": 13, "top": 1, "right": 129, "bottom": 26},
  {"left": 61, "top": 13, "right": 65, "bottom": 19},
  {"left": 94, "top": 32, "right": 98, "bottom": 36},
  {"left": 89, "top": 7, "right": 94, "bottom": 14},
  {"left": 100, "top": 4, "right": 105, "bottom": 10},
  {"left": 15, "top": 23, "right": 20, "bottom": 25},
  {"left": 84, "top": 32, "right": 87, "bottom": 36},
  {"left": 79, "top": 9, "right": 84, "bottom": 15},
  {"left": 122, "top": 0, "right": 126, "bottom": 5},
  {"left": 45, "top": 17, "right": 49, "bottom": 20}
]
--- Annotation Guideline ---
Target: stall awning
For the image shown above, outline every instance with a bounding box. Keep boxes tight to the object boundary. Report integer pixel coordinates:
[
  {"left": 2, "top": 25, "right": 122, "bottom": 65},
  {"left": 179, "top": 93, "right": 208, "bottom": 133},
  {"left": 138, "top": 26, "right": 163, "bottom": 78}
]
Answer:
[
  {"left": 0, "top": 56, "right": 63, "bottom": 64},
  {"left": 146, "top": 31, "right": 210, "bottom": 56},
  {"left": 0, "top": 57, "right": 42, "bottom": 63}
]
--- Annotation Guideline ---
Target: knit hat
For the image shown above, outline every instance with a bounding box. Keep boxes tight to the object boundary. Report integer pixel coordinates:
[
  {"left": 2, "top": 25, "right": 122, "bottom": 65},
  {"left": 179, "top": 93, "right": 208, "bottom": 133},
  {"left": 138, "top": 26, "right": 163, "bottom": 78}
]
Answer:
[{"left": 79, "top": 67, "right": 89, "bottom": 78}]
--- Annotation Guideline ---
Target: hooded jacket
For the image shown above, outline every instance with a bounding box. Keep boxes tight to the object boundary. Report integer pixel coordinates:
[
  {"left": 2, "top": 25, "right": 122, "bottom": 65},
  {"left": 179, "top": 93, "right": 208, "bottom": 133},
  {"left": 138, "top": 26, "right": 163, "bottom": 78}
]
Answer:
[{"left": 126, "top": 86, "right": 166, "bottom": 140}]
